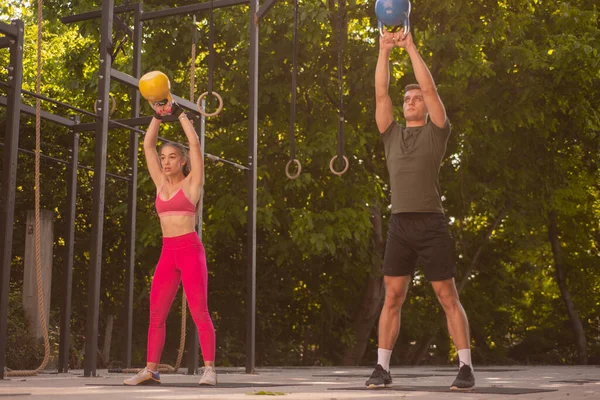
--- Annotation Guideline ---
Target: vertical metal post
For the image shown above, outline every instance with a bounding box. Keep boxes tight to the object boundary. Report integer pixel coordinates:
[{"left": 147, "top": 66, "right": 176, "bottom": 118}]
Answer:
[
  {"left": 0, "top": 19, "right": 24, "bottom": 380},
  {"left": 246, "top": 1, "right": 258, "bottom": 374},
  {"left": 58, "top": 120, "right": 80, "bottom": 373},
  {"left": 123, "top": 2, "right": 142, "bottom": 369},
  {"left": 186, "top": 104, "right": 205, "bottom": 375},
  {"left": 84, "top": 0, "right": 114, "bottom": 377}
]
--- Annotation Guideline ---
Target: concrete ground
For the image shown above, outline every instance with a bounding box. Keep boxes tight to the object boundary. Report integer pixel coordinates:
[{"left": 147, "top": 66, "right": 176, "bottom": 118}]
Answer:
[{"left": 0, "top": 365, "right": 598, "bottom": 399}]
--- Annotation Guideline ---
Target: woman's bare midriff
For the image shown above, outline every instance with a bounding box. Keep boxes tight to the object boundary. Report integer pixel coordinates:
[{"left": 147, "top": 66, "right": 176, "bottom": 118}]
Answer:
[{"left": 159, "top": 214, "right": 197, "bottom": 237}]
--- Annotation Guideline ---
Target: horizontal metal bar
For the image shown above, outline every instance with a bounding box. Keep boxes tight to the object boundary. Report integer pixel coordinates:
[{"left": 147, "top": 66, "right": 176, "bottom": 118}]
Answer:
[
  {"left": 0, "top": 21, "right": 18, "bottom": 38},
  {"left": 0, "top": 142, "right": 68, "bottom": 165},
  {"left": 206, "top": 153, "right": 249, "bottom": 171},
  {"left": 105, "top": 118, "right": 147, "bottom": 134},
  {"left": 257, "top": 0, "right": 281, "bottom": 21},
  {"left": 79, "top": 164, "right": 130, "bottom": 181},
  {"left": 72, "top": 117, "right": 148, "bottom": 132},
  {"left": 71, "top": 114, "right": 197, "bottom": 133},
  {"left": 1, "top": 79, "right": 178, "bottom": 134},
  {"left": 0, "top": 143, "right": 131, "bottom": 181},
  {"left": 0, "top": 37, "right": 11, "bottom": 49},
  {"left": 5, "top": 83, "right": 98, "bottom": 118},
  {"left": 60, "top": 3, "right": 140, "bottom": 24},
  {"left": 110, "top": 69, "right": 200, "bottom": 113},
  {"left": 141, "top": 0, "right": 249, "bottom": 21},
  {"left": 0, "top": 96, "right": 247, "bottom": 172},
  {"left": 0, "top": 96, "right": 76, "bottom": 127}
]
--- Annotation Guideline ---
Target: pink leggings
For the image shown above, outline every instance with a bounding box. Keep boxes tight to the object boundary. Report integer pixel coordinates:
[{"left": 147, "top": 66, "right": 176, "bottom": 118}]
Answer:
[{"left": 147, "top": 232, "right": 215, "bottom": 363}]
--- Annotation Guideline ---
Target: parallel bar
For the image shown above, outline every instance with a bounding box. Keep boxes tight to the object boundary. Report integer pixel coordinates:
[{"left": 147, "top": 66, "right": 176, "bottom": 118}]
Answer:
[
  {"left": 72, "top": 120, "right": 248, "bottom": 170},
  {"left": 78, "top": 165, "right": 130, "bottom": 181},
  {"left": 0, "top": 143, "right": 67, "bottom": 165},
  {"left": 72, "top": 115, "right": 196, "bottom": 132},
  {"left": 17, "top": 86, "right": 98, "bottom": 118},
  {"left": 141, "top": 0, "right": 249, "bottom": 21},
  {"left": 0, "top": 96, "right": 75, "bottom": 127},
  {"left": 84, "top": 0, "right": 114, "bottom": 377},
  {"left": 60, "top": 3, "right": 139, "bottom": 24},
  {"left": 246, "top": 0, "right": 259, "bottom": 375},
  {"left": 110, "top": 68, "right": 200, "bottom": 114},
  {"left": 0, "top": 142, "right": 130, "bottom": 180},
  {"left": 0, "top": 19, "right": 23, "bottom": 381},
  {"left": 0, "top": 21, "right": 18, "bottom": 38},
  {"left": 72, "top": 116, "right": 154, "bottom": 132},
  {"left": 256, "top": 0, "right": 281, "bottom": 21},
  {"left": 123, "top": 2, "right": 143, "bottom": 369},
  {"left": 205, "top": 154, "right": 249, "bottom": 171},
  {"left": 58, "top": 124, "right": 79, "bottom": 373}
]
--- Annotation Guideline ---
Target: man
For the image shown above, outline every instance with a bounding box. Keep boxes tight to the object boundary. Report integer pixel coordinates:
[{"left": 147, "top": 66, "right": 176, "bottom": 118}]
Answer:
[{"left": 365, "top": 30, "right": 475, "bottom": 391}]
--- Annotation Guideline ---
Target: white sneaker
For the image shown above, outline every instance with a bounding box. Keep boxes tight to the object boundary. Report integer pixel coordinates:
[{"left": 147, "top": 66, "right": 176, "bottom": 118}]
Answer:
[
  {"left": 199, "top": 366, "right": 217, "bottom": 386},
  {"left": 123, "top": 367, "right": 161, "bottom": 385}
]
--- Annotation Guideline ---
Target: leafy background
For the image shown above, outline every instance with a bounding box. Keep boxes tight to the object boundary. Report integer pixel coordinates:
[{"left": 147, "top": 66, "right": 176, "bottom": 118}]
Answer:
[{"left": 0, "top": 0, "right": 598, "bottom": 369}]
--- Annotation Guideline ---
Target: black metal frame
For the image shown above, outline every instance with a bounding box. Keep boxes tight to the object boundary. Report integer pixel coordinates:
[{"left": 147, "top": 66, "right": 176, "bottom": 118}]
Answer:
[
  {"left": 122, "top": 2, "right": 143, "bottom": 372},
  {"left": 0, "top": 19, "right": 24, "bottom": 381},
  {"left": 58, "top": 117, "right": 79, "bottom": 373},
  {"left": 0, "top": 0, "right": 280, "bottom": 379}
]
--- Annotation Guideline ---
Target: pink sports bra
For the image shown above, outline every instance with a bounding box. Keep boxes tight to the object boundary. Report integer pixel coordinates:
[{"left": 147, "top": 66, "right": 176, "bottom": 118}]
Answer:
[{"left": 155, "top": 186, "right": 196, "bottom": 217}]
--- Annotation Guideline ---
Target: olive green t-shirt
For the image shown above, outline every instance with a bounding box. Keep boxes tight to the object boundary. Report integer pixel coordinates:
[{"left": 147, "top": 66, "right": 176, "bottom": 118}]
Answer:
[{"left": 381, "top": 120, "right": 451, "bottom": 214}]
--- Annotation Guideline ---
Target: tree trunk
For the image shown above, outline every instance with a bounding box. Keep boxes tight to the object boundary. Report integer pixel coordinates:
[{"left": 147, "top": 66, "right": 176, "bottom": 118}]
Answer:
[
  {"left": 341, "top": 204, "right": 385, "bottom": 365},
  {"left": 548, "top": 211, "right": 588, "bottom": 364},
  {"left": 102, "top": 314, "right": 114, "bottom": 365},
  {"left": 410, "top": 333, "right": 435, "bottom": 365}
]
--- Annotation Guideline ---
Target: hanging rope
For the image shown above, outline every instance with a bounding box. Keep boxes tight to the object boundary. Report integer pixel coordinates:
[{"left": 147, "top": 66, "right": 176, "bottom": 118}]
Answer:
[
  {"left": 285, "top": 0, "right": 301, "bottom": 179},
  {"left": 329, "top": 0, "right": 349, "bottom": 176},
  {"left": 6, "top": 0, "right": 51, "bottom": 379},
  {"left": 196, "top": 0, "right": 223, "bottom": 117}
]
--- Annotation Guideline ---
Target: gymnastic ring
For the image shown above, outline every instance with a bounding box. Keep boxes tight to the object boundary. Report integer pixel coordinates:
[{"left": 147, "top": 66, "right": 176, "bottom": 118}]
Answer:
[
  {"left": 329, "top": 155, "right": 349, "bottom": 176},
  {"left": 285, "top": 159, "right": 302, "bottom": 179},
  {"left": 196, "top": 91, "right": 224, "bottom": 117},
  {"left": 94, "top": 93, "right": 116, "bottom": 116}
]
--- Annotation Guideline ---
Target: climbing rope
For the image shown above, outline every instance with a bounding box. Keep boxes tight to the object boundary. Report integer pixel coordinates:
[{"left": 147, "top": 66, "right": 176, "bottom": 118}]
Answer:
[{"left": 6, "top": 0, "right": 51, "bottom": 378}]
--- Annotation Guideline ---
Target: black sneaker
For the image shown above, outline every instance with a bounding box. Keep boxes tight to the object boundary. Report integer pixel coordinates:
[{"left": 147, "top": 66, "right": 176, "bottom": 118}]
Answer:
[
  {"left": 450, "top": 364, "right": 475, "bottom": 390},
  {"left": 365, "top": 364, "right": 392, "bottom": 388}
]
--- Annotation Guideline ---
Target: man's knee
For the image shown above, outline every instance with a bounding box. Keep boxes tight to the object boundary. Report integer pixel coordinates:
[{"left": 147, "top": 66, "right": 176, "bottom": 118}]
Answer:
[
  {"left": 432, "top": 280, "right": 461, "bottom": 311},
  {"left": 382, "top": 275, "right": 411, "bottom": 310},
  {"left": 383, "top": 289, "right": 408, "bottom": 311},
  {"left": 437, "top": 291, "right": 461, "bottom": 312}
]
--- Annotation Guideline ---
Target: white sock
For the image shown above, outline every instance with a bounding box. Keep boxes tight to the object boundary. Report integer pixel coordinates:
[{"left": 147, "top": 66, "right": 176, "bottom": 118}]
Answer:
[
  {"left": 377, "top": 348, "right": 393, "bottom": 372},
  {"left": 457, "top": 349, "right": 472, "bottom": 370}
]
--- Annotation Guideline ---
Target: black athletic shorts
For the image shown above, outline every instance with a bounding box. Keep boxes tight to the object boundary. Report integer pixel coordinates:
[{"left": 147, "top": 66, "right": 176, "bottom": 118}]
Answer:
[{"left": 382, "top": 212, "right": 456, "bottom": 281}]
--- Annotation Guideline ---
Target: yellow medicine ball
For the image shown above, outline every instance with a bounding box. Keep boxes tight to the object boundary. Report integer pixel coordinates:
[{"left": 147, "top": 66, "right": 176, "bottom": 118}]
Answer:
[{"left": 139, "top": 71, "right": 172, "bottom": 102}]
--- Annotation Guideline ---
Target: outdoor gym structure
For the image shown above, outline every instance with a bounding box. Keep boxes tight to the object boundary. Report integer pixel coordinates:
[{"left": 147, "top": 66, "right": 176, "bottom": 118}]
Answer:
[{"left": 0, "top": 0, "right": 287, "bottom": 379}]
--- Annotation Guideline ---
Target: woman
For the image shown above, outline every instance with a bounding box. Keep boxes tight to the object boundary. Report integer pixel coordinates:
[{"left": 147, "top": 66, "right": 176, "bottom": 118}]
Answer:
[{"left": 124, "top": 74, "right": 216, "bottom": 386}]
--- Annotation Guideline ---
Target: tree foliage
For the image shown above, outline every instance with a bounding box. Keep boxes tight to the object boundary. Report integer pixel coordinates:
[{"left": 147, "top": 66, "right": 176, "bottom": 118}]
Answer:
[{"left": 1, "top": 0, "right": 598, "bottom": 369}]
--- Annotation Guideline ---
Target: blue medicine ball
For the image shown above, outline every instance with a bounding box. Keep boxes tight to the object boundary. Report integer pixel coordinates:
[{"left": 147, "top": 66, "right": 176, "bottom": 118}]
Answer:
[{"left": 375, "top": 0, "right": 411, "bottom": 28}]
